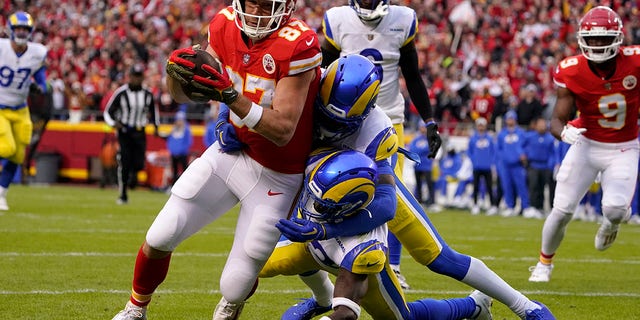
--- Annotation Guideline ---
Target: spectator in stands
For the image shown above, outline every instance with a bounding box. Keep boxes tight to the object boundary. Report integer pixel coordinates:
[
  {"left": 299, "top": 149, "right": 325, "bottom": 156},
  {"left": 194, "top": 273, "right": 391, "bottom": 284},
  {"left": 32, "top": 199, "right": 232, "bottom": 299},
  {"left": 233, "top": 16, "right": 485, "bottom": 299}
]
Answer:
[
  {"left": 166, "top": 111, "right": 192, "bottom": 186},
  {"left": 515, "top": 83, "right": 544, "bottom": 128},
  {"left": 523, "top": 118, "right": 554, "bottom": 219},
  {"left": 467, "top": 117, "right": 497, "bottom": 215}
]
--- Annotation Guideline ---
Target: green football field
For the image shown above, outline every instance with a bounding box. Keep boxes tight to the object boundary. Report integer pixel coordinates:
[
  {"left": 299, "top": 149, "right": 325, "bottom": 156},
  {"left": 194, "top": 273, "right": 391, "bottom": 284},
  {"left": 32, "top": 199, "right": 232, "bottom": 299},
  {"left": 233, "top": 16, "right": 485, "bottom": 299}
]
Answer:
[{"left": 0, "top": 184, "right": 638, "bottom": 319}]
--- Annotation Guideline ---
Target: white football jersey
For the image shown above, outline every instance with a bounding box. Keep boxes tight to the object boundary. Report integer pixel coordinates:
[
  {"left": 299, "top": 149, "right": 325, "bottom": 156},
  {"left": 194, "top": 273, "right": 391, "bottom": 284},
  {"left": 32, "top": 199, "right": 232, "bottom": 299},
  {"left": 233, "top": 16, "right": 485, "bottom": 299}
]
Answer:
[
  {"left": 331, "top": 106, "right": 397, "bottom": 164},
  {"left": 0, "top": 38, "right": 47, "bottom": 107},
  {"left": 323, "top": 6, "right": 418, "bottom": 124}
]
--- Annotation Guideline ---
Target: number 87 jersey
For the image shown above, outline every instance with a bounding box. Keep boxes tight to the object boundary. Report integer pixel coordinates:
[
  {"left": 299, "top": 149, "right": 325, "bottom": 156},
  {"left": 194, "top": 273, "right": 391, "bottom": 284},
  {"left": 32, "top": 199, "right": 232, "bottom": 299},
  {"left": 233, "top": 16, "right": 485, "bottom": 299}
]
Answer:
[
  {"left": 0, "top": 38, "right": 47, "bottom": 107},
  {"left": 553, "top": 46, "right": 640, "bottom": 143}
]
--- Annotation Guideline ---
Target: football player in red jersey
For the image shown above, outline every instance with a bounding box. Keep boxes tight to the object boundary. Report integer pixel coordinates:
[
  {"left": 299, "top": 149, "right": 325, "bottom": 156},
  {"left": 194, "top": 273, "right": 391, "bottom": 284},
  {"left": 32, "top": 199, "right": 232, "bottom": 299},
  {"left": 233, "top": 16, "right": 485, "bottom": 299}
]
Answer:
[
  {"left": 111, "top": 1, "right": 322, "bottom": 319},
  {"left": 529, "top": 6, "right": 639, "bottom": 283}
]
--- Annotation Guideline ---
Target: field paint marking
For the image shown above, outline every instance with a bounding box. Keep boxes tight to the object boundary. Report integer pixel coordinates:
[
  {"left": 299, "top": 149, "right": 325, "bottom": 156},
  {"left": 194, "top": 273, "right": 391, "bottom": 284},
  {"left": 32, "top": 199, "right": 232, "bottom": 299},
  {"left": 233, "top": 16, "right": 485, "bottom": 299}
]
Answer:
[
  {"left": 0, "top": 252, "right": 228, "bottom": 257},
  {"left": 1, "top": 288, "right": 638, "bottom": 298},
  {"left": 1, "top": 252, "right": 638, "bottom": 265}
]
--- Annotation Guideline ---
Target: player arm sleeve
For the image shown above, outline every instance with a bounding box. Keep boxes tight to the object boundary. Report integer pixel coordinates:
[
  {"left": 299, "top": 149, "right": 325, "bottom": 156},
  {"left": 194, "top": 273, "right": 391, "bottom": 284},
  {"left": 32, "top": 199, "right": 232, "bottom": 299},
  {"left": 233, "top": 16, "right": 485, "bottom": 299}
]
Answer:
[
  {"left": 323, "top": 169, "right": 396, "bottom": 238},
  {"left": 399, "top": 42, "right": 432, "bottom": 121},
  {"left": 33, "top": 67, "right": 48, "bottom": 94},
  {"left": 321, "top": 41, "right": 341, "bottom": 68},
  {"left": 103, "top": 91, "right": 121, "bottom": 127}
]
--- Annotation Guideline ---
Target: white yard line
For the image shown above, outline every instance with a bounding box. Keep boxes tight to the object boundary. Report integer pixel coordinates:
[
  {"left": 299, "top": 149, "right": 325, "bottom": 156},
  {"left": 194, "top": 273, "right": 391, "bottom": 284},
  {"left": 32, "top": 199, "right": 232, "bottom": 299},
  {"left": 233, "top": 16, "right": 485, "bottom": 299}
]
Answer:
[{"left": 0, "top": 288, "right": 638, "bottom": 297}]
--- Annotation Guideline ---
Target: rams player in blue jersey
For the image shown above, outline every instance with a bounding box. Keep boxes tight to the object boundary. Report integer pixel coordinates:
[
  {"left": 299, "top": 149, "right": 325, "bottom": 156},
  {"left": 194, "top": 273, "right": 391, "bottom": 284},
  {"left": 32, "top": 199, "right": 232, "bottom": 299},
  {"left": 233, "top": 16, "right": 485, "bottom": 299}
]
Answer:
[
  {"left": 261, "top": 148, "right": 492, "bottom": 320},
  {"left": 254, "top": 55, "right": 554, "bottom": 320},
  {"left": 0, "top": 11, "right": 48, "bottom": 211}
]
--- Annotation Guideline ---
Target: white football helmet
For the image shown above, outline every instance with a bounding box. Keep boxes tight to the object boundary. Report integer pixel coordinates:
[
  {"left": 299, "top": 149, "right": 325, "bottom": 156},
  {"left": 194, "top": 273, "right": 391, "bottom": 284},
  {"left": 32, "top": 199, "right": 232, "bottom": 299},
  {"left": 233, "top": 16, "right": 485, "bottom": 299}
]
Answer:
[
  {"left": 577, "top": 6, "right": 624, "bottom": 62},
  {"left": 233, "top": 0, "right": 295, "bottom": 40},
  {"left": 350, "top": 0, "right": 389, "bottom": 23}
]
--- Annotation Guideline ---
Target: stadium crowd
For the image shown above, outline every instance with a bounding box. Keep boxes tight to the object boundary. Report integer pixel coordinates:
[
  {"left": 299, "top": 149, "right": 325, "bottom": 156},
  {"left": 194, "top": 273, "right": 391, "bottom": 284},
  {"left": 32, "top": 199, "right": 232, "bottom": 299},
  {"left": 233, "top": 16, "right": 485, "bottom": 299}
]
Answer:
[
  {"left": 2, "top": 0, "right": 640, "bottom": 222},
  {"left": 1, "top": 0, "right": 638, "bottom": 125}
]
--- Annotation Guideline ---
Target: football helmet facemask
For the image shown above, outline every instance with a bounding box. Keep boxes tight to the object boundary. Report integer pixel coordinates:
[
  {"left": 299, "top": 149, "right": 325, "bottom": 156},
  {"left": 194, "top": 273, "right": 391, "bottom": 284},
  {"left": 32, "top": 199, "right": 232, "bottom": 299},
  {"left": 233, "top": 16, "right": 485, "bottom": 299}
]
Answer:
[
  {"left": 315, "top": 54, "right": 382, "bottom": 142},
  {"left": 350, "top": 0, "right": 389, "bottom": 23},
  {"left": 7, "top": 11, "right": 34, "bottom": 46},
  {"left": 577, "top": 6, "right": 623, "bottom": 63},
  {"left": 233, "top": 0, "right": 295, "bottom": 40},
  {"left": 298, "top": 150, "right": 378, "bottom": 223}
]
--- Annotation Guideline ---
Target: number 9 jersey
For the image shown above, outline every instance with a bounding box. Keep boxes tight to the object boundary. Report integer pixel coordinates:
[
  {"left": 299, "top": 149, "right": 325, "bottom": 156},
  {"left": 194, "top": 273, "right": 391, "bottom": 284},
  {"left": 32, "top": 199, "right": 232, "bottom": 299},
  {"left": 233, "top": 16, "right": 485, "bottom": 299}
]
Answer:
[
  {"left": 0, "top": 38, "right": 47, "bottom": 108},
  {"left": 553, "top": 46, "right": 640, "bottom": 143}
]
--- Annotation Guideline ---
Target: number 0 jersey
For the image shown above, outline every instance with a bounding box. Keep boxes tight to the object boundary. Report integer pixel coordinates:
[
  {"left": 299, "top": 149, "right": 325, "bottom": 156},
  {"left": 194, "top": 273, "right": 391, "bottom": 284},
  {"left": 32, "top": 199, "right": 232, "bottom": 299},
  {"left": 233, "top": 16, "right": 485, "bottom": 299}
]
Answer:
[
  {"left": 322, "top": 6, "right": 417, "bottom": 125},
  {"left": 553, "top": 47, "right": 640, "bottom": 143},
  {"left": 0, "top": 38, "right": 47, "bottom": 108},
  {"left": 208, "top": 7, "right": 322, "bottom": 174}
]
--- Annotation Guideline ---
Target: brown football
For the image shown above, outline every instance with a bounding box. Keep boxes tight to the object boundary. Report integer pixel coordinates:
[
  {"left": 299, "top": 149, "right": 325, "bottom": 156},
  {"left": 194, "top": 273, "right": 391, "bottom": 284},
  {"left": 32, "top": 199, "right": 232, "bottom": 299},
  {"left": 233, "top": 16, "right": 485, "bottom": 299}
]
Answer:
[{"left": 166, "top": 49, "right": 221, "bottom": 103}]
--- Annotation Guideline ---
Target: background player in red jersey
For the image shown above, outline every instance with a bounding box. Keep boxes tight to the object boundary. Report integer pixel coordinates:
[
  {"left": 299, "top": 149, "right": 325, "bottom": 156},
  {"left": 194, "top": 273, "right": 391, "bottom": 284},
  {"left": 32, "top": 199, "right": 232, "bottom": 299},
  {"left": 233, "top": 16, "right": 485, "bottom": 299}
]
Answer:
[
  {"left": 111, "top": 1, "right": 322, "bottom": 319},
  {"left": 529, "top": 6, "right": 639, "bottom": 283}
]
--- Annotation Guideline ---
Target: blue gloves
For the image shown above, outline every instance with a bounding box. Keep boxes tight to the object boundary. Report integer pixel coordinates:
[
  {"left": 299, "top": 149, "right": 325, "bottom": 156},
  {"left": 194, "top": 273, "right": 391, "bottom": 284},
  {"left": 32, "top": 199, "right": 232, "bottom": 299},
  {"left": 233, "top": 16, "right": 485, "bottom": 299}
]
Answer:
[
  {"left": 276, "top": 217, "right": 328, "bottom": 242},
  {"left": 215, "top": 103, "right": 243, "bottom": 152}
]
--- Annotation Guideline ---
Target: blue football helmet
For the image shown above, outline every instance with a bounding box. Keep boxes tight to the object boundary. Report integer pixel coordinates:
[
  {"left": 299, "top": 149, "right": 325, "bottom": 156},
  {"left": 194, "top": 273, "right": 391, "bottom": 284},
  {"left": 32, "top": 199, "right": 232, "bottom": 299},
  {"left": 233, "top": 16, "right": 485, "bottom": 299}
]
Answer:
[
  {"left": 349, "top": 0, "right": 389, "bottom": 22},
  {"left": 315, "top": 54, "right": 382, "bottom": 142},
  {"left": 7, "top": 11, "right": 34, "bottom": 45},
  {"left": 298, "top": 150, "right": 378, "bottom": 223}
]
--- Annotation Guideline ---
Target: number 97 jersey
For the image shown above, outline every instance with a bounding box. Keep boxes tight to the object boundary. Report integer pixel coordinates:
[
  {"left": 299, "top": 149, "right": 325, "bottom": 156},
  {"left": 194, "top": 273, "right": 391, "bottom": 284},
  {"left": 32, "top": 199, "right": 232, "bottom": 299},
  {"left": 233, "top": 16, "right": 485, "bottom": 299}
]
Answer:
[
  {"left": 0, "top": 38, "right": 47, "bottom": 107},
  {"left": 553, "top": 47, "right": 640, "bottom": 143}
]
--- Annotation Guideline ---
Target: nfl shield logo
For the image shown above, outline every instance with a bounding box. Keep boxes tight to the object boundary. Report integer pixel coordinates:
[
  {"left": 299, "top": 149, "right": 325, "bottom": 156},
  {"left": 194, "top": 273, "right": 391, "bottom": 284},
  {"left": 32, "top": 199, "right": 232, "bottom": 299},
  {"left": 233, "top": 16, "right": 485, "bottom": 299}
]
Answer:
[
  {"left": 367, "top": 34, "right": 375, "bottom": 41},
  {"left": 243, "top": 54, "right": 250, "bottom": 65}
]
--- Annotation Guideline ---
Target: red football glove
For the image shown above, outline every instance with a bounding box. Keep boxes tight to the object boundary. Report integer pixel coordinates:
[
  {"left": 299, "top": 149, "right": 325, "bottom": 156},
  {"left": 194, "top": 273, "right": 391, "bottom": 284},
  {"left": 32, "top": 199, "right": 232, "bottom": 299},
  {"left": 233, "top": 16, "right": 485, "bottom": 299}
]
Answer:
[
  {"left": 166, "top": 47, "right": 198, "bottom": 86},
  {"left": 190, "top": 63, "right": 239, "bottom": 105}
]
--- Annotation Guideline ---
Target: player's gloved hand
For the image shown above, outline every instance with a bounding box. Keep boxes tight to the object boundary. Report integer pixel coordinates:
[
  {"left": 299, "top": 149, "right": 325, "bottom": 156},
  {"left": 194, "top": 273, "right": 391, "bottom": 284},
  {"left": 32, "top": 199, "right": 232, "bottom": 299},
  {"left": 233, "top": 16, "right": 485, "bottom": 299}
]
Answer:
[
  {"left": 276, "top": 217, "right": 327, "bottom": 242},
  {"left": 166, "top": 46, "right": 199, "bottom": 86},
  {"left": 190, "top": 60, "right": 239, "bottom": 105},
  {"left": 425, "top": 121, "right": 442, "bottom": 158},
  {"left": 215, "top": 103, "right": 243, "bottom": 153},
  {"left": 29, "top": 82, "right": 43, "bottom": 95},
  {"left": 561, "top": 125, "right": 587, "bottom": 145}
]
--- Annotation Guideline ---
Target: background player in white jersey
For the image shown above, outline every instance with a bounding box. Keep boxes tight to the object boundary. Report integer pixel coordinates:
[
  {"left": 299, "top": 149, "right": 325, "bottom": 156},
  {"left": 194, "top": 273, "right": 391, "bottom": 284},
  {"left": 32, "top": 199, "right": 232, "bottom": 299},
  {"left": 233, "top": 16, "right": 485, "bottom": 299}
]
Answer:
[
  {"left": 0, "top": 11, "right": 47, "bottom": 211},
  {"left": 111, "top": 1, "right": 321, "bottom": 319},
  {"left": 271, "top": 55, "right": 554, "bottom": 320},
  {"left": 529, "top": 6, "right": 640, "bottom": 283},
  {"left": 320, "top": 0, "right": 441, "bottom": 290},
  {"left": 262, "top": 149, "right": 492, "bottom": 320}
]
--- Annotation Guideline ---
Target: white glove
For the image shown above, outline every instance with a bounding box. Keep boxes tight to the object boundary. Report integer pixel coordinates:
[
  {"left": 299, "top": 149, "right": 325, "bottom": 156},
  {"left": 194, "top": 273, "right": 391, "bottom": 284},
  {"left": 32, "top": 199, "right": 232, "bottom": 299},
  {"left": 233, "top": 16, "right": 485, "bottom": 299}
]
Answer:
[{"left": 561, "top": 125, "right": 587, "bottom": 144}]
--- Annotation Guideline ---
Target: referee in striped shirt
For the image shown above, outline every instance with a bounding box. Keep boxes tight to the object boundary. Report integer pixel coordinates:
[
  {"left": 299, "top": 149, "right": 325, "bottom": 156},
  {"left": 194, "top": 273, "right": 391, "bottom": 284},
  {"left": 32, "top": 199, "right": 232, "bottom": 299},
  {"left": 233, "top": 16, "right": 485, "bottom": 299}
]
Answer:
[{"left": 104, "top": 64, "right": 159, "bottom": 204}]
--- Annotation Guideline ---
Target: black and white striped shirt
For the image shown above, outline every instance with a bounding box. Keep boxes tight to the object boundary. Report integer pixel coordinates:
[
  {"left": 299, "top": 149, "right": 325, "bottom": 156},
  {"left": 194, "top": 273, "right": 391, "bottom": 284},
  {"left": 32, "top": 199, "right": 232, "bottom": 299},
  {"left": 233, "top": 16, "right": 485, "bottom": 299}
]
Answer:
[{"left": 104, "top": 84, "right": 158, "bottom": 130}]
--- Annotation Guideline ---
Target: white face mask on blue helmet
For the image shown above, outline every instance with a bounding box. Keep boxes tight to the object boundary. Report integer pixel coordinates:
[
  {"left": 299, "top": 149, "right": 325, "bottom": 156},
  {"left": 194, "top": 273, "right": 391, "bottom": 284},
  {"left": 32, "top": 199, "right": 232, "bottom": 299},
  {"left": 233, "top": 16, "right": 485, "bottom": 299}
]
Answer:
[
  {"left": 7, "top": 11, "right": 34, "bottom": 46},
  {"left": 349, "top": 0, "right": 389, "bottom": 24}
]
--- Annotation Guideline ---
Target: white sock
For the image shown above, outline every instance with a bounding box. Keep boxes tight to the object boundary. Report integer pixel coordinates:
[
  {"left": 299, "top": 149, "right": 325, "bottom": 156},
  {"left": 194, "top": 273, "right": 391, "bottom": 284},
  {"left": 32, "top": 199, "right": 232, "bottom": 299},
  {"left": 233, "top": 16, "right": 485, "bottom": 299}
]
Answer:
[
  {"left": 299, "top": 271, "right": 334, "bottom": 307},
  {"left": 462, "top": 257, "right": 535, "bottom": 319},
  {"left": 0, "top": 186, "right": 7, "bottom": 197},
  {"left": 541, "top": 208, "right": 573, "bottom": 255}
]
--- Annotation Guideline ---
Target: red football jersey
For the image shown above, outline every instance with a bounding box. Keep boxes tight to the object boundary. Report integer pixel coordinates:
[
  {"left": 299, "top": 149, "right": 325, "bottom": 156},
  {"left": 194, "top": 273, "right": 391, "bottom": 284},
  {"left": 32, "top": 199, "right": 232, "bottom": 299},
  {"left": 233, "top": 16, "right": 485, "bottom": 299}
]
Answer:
[
  {"left": 208, "top": 7, "right": 321, "bottom": 174},
  {"left": 553, "top": 47, "right": 640, "bottom": 143}
]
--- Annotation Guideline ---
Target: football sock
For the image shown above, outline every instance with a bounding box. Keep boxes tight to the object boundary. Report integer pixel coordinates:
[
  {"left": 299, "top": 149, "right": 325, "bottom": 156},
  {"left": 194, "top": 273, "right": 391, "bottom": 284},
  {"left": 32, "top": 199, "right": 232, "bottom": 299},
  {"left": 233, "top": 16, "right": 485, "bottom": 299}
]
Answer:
[
  {"left": 538, "top": 252, "right": 554, "bottom": 265},
  {"left": 0, "top": 161, "right": 18, "bottom": 188},
  {"left": 130, "top": 245, "right": 172, "bottom": 307},
  {"left": 408, "top": 296, "right": 476, "bottom": 320},
  {"left": 299, "top": 270, "right": 334, "bottom": 307},
  {"left": 388, "top": 231, "right": 402, "bottom": 266},
  {"left": 541, "top": 208, "right": 573, "bottom": 256},
  {"left": 462, "top": 256, "right": 532, "bottom": 319}
]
